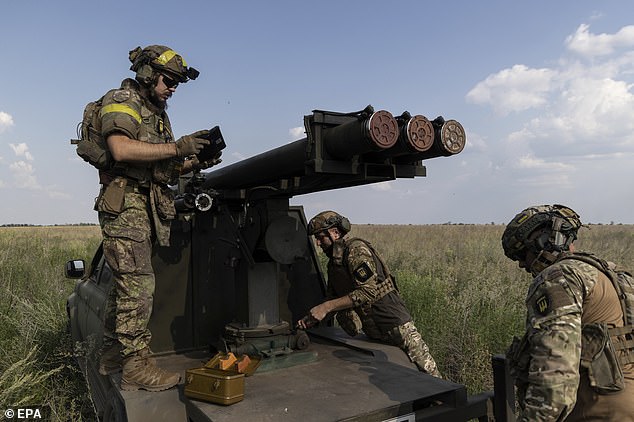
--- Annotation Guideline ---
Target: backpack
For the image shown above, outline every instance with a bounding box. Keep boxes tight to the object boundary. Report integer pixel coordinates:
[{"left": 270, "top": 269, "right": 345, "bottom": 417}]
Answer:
[{"left": 72, "top": 97, "right": 112, "bottom": 170}]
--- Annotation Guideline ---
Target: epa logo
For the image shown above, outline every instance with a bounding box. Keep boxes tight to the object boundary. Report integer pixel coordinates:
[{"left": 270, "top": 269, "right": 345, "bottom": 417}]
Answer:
[{"left": 4, "top": 408, "right": 43, "bottom": 419}]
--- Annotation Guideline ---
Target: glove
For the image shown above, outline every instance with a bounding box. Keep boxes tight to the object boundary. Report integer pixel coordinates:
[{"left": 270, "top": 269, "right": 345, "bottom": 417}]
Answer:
[
  {"left": 175, "top": 130, "right": 210, "bottom": 158},
  {"left": 190, "top": 151, "right": 223, "bottom": 171},
  {"left": 296, "top": 315, "right": 318, "bottom": 330}
]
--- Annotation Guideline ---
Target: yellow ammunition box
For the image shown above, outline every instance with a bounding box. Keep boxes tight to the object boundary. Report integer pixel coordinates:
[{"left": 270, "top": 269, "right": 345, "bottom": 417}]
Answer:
[{"left": 184, "top": 367, "right": 245, "bottom": 405}]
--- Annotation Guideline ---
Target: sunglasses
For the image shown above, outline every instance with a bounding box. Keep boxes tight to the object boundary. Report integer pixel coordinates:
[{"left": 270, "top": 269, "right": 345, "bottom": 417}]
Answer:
[
  {"left": 314, "top": 232, "right": 330, "bottom": 241},
  {"left": 162, "top": 74, "right": 179, "bottom": 89}
]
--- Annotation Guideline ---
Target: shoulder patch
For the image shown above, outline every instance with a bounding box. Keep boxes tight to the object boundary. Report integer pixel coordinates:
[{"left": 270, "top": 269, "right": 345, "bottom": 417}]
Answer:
[
  {"left": 533, "top": 284, "right": 573, "bottom": 315},
  {"left": 535, "top": 295, "right": 549, "bottom": 314},
  {"left": 353, "top": 262, "right": 373, "bottom": 283},
  {"left": 112, "top": 89, "right": 131, "bottom": 103}
]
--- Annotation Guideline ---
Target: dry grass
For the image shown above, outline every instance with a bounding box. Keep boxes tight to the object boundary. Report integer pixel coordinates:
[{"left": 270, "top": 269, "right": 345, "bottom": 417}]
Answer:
[
  {"left": 0, "top": 226, "right": 101, "bottom": 420},
  {"left": 1, "top": 224, "right": 633, "bottom": 418},
  {"left": 348, "top": 223, "right": 634, "bottom": 392}
]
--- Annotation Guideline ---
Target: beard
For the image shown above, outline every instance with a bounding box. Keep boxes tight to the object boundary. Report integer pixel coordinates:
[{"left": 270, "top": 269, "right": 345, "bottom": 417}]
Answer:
[
  {"left": 148, "top": 88, "right": 168, "bottom": 111},
  {"left": 137, "top": 81, "right": 168, "bottom": 113},
  {"left": 322, "top": 244, "right": 334, "bottom": 258}
]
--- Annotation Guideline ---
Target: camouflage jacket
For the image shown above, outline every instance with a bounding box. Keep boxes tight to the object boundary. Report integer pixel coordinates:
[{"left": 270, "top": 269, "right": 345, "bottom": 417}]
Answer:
[
  {"left": 99, "top": 78, "right": 181, "bottom": 186},
  {"left": 97, "top": 78, "right": 180, "bottom": 246},
  {"left": 326, "top": 237, "right": 410, "bottom": 333},
  {"left": 508, "top": 251, "right": 631, "bottom": 421}
]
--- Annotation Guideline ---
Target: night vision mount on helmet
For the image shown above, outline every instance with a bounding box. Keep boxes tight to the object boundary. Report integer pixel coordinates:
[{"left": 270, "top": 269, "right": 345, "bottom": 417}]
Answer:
[{"left": 129, "top": 45, "right": 199, "bottom": 86}]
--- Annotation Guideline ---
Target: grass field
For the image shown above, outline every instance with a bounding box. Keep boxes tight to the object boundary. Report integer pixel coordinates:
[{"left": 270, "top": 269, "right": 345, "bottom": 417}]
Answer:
[
  {"left": 0, "top": 226, "right": 102, "bottom": 420},
  {"left": 1, "top": 223, "right": 633, "bottom": 420}
]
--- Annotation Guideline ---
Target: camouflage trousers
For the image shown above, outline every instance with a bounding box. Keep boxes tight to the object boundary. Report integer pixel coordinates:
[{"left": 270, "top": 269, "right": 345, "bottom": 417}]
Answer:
[
  {"left": 382, "top": 321, "right": 442, "bottom": 378},
  {"left": 99, "top": 191, "right": 155, "bottom": 358}
]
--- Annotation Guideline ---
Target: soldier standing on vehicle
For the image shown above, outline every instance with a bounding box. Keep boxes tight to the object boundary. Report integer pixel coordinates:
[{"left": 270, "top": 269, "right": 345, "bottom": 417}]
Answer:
[
  {"left": 297, "top": 211, "right": 441, "bottom": 378},
  {"left": 502, "top": 204, "right": 634, "bottom": 421},
  {"left": 86, "top": 45, "right": 221, "bottom": 392}
]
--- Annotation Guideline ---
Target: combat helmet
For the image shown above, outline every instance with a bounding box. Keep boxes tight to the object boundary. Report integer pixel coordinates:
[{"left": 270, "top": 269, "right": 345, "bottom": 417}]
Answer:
[
  {"left": 502, "top": 204, "right": 582, "bottom": 274},
  {"left": 307, "top": 211, "right": 351, "bottom": 236},
  {"left": 129, "top": 45, "right": 199, "bottom": 86}
]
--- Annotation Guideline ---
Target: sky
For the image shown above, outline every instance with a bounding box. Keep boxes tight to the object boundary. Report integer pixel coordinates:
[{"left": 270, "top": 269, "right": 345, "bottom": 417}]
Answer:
[{"left": 2, "top": 1, "right": 634, "bottom": 225}]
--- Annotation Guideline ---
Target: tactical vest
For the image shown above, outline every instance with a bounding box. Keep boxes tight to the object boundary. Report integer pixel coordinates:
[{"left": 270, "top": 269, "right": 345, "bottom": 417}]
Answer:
[
  {"left": 75, "top": 79, "right": 180, "bottom": 185},
  {"left": 508, "top": 252, "right": 634, "bottom": 396},
  {"left": 337, "top": 237, "right": 398, "bottom": 299},
  {"left": 558, "top": 252, "right": 634, "bottom": 394},
  {"left": 328, "top": 238, "right": 401, "bottom": 338}
]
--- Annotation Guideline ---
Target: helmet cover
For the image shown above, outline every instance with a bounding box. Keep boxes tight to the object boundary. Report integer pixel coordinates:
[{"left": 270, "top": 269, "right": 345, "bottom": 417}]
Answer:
[
  {"left": 502, "top": 204, "right": 581, "bottom": 261},
  {"left": 129, "top": 45, "right": 199, "bottom": 83},
  {"left": 308, "top": 211, "right": 351, "bottom": 236}
]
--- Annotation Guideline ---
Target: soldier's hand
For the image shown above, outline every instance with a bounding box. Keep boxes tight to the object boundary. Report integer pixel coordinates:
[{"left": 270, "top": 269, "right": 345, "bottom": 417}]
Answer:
[
  {"left": 296, "top": 315, "right": 317, "bottom": 330},
  {"left": 190, "top": 152, "right": 223, "bottom": 171},
  {"left": 204, "top": 151, "right": 223, "bottom": 168},
  {"left": 176, "top": 131, "right": 210, "bottom": 158},
  {"left": 308, "top": 303, "right": 330, "bottom": 322}
]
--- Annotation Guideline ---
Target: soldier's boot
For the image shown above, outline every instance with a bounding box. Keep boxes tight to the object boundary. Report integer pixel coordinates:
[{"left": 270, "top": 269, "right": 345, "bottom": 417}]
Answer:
[
  {"left": 98, "top": 341, "right": 122, "bottom": 376},
  {"left": 121, "top": 350, "right": 180, "bottom": 392}
]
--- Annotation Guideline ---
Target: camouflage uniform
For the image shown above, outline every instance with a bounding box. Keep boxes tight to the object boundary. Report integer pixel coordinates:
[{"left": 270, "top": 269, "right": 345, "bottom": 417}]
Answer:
[
  {"left": 327, "top": 237, "right": 441, "bottom": 377},
  {"left": 96, "top": 77, "right": 179, "bottom": 358},
  {"left": 508, "top": 252, "right": 634, "bottom": 421}
]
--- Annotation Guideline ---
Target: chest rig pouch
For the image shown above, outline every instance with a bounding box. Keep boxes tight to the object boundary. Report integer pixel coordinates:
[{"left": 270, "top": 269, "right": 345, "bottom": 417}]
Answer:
[
  {"left": 581, "top": 322, "right": 625, "bottom": 394},
  {"left": 145, "top": 112, "right": 181, "bottom": 185},
  {"left": 561, "top": 253, "right": 633, "bottom": 394}
]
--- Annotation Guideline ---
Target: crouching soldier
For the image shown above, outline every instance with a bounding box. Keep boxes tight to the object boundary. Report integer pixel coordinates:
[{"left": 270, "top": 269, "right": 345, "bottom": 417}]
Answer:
[{"left": 297, "top": 211, "right": 441, "bottom": 378}]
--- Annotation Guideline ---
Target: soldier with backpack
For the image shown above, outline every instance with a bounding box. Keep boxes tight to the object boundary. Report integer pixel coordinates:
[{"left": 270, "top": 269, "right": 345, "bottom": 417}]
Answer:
[
  {"left": 297, "top": 210, "right": 441, "bottom": 378},
  {"left": 76, "top": 45, "right": 222, "bottom": 392},
  {"left": 503, "top": 204, "right": 634, "bottom": 421}
]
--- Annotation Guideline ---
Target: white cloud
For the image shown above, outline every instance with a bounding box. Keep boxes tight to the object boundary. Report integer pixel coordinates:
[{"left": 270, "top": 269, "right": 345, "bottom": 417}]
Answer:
[
  {"left": 466, "top": 64, "right": 555, "bottom": 115},
  {"left": 589, "top": 12, "right": 603, "bottom": 21},
  {"left": 469, "top": 24, "right": 634, "bottom": 161},
  {"left": 46, "top": 190, "right": 71, "bottom": 199},
  {"left": 370, "top": 181, "right": 392, "bottom": 192},
  {"left": 565, "top": 24, "right": 634, "bottom": 58},
  {"left": 9, "top": 143, "right": 34, "bottom": 161},
  {"left": 0, "top": 112, "right": 14, "bottom": 133},
  {"left": 503, "top": 154, "right": 575, "bottom": 189},
  {"left": 289, "top": 126, "right": 305, "bottom": 141},
  {"left": 231, "top": 151, "right": 247, "bottom": 161},
  {"left": 462, "top": 132, "right": 488, "bottom": 153},
  {"left": 9, "top": 160, "right": 40, "bottom": 189},
  {"left": 460, "top": 23, "right": 634, "bottom": 219},
  {"left": 515, "top": 154, "right": 573, "bottom": 171},
  {"left": 539, "top": 77, "right": 634, "bottom": 144}
]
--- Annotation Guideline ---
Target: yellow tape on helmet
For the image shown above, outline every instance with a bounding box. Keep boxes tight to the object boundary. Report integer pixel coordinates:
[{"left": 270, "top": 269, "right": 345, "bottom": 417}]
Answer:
[{"left": 155, "top": 49, "right": 187, "bottom": 67}]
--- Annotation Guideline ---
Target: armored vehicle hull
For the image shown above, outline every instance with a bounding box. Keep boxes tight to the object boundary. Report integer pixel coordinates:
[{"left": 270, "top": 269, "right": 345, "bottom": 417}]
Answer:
[{"left": 67, "top": 106, "right": 514, "bottom": 421}]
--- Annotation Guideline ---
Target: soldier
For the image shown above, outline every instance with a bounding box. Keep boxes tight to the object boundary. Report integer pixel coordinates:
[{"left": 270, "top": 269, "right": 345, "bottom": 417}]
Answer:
[
  {"left": 92, "top": 45, "right": 221, "bottom": 392},
  {"left": 502, "top": 204, "right": 634, "bottom": 421},
  {"left": 297, "top": 211, "right": 441, "bottom": 378}
]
